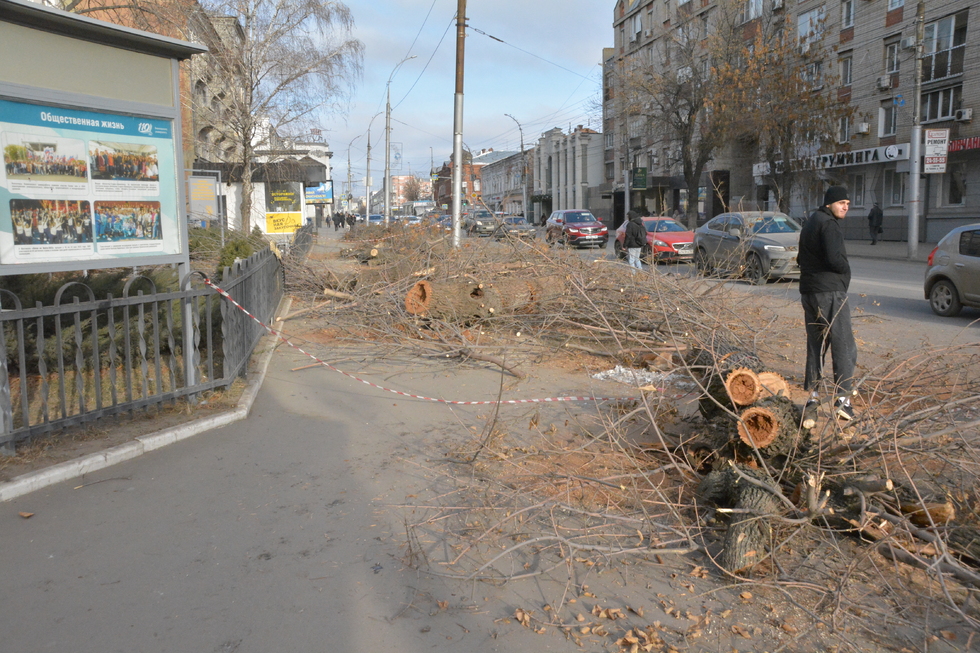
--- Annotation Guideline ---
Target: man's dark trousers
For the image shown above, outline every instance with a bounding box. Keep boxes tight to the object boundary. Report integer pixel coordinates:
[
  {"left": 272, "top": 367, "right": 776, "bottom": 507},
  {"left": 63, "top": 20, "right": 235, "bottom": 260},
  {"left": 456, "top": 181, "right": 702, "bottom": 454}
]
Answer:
[{"left": 802, "top": 291, "right": 856, "bottom": 397}]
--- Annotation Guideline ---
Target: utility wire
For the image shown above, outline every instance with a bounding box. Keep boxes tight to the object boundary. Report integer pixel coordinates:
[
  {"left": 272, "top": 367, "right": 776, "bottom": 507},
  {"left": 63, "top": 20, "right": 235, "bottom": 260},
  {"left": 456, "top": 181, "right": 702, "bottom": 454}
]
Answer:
[{"left": 469, "top": 25, "right": 596, "bottom": 82}]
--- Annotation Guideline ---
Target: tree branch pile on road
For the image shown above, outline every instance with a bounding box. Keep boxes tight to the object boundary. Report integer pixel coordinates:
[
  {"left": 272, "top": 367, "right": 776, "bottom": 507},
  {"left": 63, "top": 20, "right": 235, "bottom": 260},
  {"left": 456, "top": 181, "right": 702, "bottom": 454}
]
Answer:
[{"left": 283, "top": 224, "right": 980, "bottom": 650}]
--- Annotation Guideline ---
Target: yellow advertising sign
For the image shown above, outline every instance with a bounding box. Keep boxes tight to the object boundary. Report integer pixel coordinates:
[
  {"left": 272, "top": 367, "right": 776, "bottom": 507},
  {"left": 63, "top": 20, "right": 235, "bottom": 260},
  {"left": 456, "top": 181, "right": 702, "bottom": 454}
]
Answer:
[{"left": 265, "top": 212, "right": 303, "bottom": 233}]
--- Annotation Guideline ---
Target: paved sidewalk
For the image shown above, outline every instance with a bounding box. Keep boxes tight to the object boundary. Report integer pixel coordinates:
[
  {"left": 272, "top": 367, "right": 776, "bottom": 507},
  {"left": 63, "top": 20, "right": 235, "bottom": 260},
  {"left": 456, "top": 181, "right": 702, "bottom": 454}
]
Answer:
[{"left": 845, "top": 237, "right": 935, "bottom": 263}]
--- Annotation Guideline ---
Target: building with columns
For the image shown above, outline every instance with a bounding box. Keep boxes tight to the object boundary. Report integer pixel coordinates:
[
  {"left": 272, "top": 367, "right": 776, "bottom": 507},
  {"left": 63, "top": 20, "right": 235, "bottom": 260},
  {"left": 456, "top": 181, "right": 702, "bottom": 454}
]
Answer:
[{"left": 531, "top": 126, "right": 609, "bottom": 225}]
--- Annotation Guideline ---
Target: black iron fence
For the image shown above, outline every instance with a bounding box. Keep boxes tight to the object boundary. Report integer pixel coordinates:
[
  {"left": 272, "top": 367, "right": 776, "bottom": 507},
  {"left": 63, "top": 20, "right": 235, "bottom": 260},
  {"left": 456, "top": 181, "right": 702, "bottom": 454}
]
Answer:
[{"left": 0, "top": 245, "right": 284, "bottom": 452}]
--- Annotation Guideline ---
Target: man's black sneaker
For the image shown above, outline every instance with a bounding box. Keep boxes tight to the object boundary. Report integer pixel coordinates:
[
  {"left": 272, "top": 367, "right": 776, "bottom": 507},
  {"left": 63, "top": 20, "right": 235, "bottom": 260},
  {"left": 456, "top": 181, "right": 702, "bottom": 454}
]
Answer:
[{"left": 834, "top": 400, "right": 855, "bottom": 421}]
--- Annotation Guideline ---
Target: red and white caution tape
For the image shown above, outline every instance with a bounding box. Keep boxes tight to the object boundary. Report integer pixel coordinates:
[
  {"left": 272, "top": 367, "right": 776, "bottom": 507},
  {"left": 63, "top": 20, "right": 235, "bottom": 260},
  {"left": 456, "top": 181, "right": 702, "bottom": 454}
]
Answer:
[{"left": 202, "top": 276, "right": 641, "bottom": 406}]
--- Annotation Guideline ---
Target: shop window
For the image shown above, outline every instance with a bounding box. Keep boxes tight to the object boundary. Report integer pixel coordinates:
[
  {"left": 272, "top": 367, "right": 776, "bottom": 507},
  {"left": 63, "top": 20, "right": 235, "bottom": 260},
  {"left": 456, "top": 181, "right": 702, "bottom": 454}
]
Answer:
[
  {"left": 884, "top": 168, "right": 905, "bottom": 206},
  {"left": 850, "top": 173, "right": 865, "bottom": 207},
  {"left": 945, "top": 162, "right": 966, "bottom": 205}
]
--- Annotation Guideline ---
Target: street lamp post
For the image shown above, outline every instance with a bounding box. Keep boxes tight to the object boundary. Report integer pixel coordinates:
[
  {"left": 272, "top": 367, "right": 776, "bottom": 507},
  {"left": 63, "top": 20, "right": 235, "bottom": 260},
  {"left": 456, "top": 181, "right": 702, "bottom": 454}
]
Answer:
[
  {"left": 385, "top": 56, "right": 416, "bottom": 225},
  {"left": 364, "top": 111, "right": 382, "bottom": 218},
  {"left": 504, "top": 113, "right": 529, "bottom": 220},
  {"left": 346, "top": 134, "right": 362, "bottom": 215}
]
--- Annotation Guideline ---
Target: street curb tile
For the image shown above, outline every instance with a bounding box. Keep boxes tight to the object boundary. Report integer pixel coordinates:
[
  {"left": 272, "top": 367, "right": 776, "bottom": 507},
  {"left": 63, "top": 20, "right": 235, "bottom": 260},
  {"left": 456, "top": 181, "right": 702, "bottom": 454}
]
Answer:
[{"left": 0, "top": 297, "right": 292, "bottom": 503}]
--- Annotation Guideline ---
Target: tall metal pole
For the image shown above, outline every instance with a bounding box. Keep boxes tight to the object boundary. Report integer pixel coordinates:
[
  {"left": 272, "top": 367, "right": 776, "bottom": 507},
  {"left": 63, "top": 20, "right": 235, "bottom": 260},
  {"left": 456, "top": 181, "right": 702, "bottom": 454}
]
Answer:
[
  {"left": 451, "top": 0, "right": 467, "bottom": 248},
  {"left": 504, "top": 113, "right": 529, "bottom": 219},
  {"left": 384, "top": 57, "right": 416, "bottom": 226},
  {"left": 908, "top": 0, "right": 926, "bottom": 259},
  {"left": 365, "top": 127, "right": 372, "bottom": 216},
  {"left": 385, "top": 84, "right": 392, "bottom": 225},
  {"left": 347, "top": 134, "right": 362, "bottom": 215}
]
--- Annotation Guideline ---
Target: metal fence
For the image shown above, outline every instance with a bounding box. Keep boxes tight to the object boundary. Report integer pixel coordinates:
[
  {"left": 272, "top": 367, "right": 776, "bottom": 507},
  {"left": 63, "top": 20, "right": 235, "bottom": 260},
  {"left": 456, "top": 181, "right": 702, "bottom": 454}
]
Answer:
[{"left": 0, "top": 245, "right": 285, "bottom": 452}]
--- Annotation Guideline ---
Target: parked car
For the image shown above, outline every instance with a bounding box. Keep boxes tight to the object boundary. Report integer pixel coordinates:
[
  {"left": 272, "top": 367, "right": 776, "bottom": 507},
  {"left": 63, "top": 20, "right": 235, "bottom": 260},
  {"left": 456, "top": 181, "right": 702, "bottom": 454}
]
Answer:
[
  {"left": 545, "top": 209, "right": 608, "bottom": 249},
  {"left": 924, "top": 223, "right": 980, "bottom": 316},
  {"left": 613, "top": 216, "right": 694, "bottom": 263},
  {"left": 693, "top": 211, "right": 801, "bottom": 284},
  {"left": 492, "top": 215, "right": 536, "bottom": 240},
  {"left": 402, "top": 215, "right": 423, "bottom": 226},
  {"left": 463, "top": 209, "right": 497, "bottom": 235},
  {"left": 366, "top": 213, "right": 385, "bottom": 226}
]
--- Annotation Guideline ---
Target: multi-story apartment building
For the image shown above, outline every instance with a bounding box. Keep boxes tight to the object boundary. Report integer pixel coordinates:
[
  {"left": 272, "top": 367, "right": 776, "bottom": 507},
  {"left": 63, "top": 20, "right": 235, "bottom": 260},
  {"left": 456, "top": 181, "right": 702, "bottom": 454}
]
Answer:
[
  {"left": 605, "top": 0, "right": 980, "bottom": 242},
  {"left": 388, "top": 175, "right": 432, "bottom": 211},
  {"left": 531, "top": 126, "right": 608, "bottom": 224}
]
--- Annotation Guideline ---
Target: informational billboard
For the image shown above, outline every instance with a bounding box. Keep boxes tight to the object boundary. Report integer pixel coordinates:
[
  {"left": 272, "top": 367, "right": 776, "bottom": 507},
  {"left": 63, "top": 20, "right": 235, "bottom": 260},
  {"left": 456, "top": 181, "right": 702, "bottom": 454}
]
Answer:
[
  {"left": 0, "top": 97, "right": 180, "bottom": 266},
  {"left": 305, "top": 180, "right": 333, "bottom": 204},
  {"left": 264, "top": 181, "right": 303, "bottom": 233},
  {"left": 187, "top": 175, "right": 219, "bottom": 225},
  {"left": 923, "top": 128, "right": 950, "bottom": 174}
]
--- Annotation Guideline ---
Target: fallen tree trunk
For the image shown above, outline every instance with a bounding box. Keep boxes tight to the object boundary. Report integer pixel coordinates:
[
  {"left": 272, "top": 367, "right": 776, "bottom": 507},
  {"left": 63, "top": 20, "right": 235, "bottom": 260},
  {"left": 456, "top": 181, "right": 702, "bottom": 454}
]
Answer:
[
  {"left": 737, "top": 395, "right": 807, "bottom": 457},
  {"left": 698, "top": 465, "right": 781, "bottom": 574},
  {"left": 405, "top": 279, "right": 502, "bottom": 321}
]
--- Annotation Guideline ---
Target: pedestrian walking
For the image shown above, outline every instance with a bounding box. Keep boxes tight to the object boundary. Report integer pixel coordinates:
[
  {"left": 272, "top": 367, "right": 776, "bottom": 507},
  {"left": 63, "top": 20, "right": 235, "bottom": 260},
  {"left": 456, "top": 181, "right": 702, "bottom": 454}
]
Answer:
[
  {"left": 346, "top": 213, "right": 355, "bottom": 230},
  {"left": 623, "top": 210, "right": 646, "bottom": 272},
  {"left": 798, "top": 185, "right": 857, "bottom": 421},
  {"left": 332, "top": 213, "right": 341, "bottom": 231},
  {"left": 867, "top": 201, "right": 883, "bottom": 245}
]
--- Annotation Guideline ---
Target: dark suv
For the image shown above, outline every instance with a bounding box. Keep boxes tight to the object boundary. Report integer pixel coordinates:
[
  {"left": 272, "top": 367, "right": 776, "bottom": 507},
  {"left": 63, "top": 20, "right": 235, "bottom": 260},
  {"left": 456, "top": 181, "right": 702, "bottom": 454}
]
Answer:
[{"left": 545, "top": 210, "right": 608, "bottom": 248}]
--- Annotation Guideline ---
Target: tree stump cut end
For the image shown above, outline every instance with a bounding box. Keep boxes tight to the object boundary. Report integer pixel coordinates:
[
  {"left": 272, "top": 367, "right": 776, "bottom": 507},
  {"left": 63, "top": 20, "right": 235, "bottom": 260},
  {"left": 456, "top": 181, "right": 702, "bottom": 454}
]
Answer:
[
  {"left": 725, "top": 368, "right": 762, "bottom": 406},
  {"left": 405, "top": 279, "right": 433, "bottom": 316},
  {"left": 737, "top": 405, "right": 782, "bottom": 449}
]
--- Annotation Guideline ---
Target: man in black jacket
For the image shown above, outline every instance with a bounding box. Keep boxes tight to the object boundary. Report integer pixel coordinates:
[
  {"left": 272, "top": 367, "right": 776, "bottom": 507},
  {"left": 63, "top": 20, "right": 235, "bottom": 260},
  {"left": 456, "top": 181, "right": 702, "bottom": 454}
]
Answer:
[
  {"left": 867, "top": 201, "right": 883, "bottom": 244},
  {"left": 798, "top": 185, "right": 857, "bottom": 420},
  {"left": 623, "top": 210, "right": 647, "bottom": 271}
]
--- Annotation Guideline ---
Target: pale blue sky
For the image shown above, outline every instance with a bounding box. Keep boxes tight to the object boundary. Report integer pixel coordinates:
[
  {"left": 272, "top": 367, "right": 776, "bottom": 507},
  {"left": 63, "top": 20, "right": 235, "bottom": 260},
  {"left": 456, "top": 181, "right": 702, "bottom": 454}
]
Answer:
[{"left": 325, "top": 0, "right": 611, "bottom": 197}]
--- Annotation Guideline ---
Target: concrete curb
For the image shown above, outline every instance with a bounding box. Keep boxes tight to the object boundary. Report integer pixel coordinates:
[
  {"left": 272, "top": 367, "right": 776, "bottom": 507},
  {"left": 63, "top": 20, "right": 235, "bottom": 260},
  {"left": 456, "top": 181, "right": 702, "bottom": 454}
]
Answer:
[{"left": 0, "top": 297, "right": 292, "bottom": 503}]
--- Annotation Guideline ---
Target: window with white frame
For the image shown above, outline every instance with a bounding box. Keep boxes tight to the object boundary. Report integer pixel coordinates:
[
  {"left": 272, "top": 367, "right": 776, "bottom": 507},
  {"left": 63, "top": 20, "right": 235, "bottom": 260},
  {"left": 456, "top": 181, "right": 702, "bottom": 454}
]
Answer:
[
  {"left": 884, "top": 168, "right": 905, "bottom": 205},
  {"left": 888, "top": 0, "right": 904, "bottom": 10},
  {"left": 628, "top": 115, "right": 644, "bottom": 139},
  {"left": 802, "top": 60, "right": 823, "bottom": 88},
  {"left": 743, "top": 0, "right": 762, "bottom": 22},
  {"left": 628, "top": 13, "right": 642, "bottom": 41},
  {"left": 841, "top": 0, "right": 854, "bottom": 29},
  {"left": 838, "top": 116, "right": 850, "bottom": 143},
  {"left": 921, "top": 85, "right": 962, "bottom": 122},
  {"left": 798, "top": 6, "right": 825, "bottom": 51},
  {"left": 945, "top": 161, "right": 966, "bottom": 205},
  {"left": 879, "top": 102, "right": 897, "bottom": 136},
  {"left": 923, "top": 11, "right": 967, "bottom": 82},
  {"left": 839, "top": 55, "right": 852, "bottom": 86},
  {"left": 850, "top": 174, "right": 865, "bottom": 207},
  {"left": 885, "top": 41, "right": 901, "bottom": 74}
]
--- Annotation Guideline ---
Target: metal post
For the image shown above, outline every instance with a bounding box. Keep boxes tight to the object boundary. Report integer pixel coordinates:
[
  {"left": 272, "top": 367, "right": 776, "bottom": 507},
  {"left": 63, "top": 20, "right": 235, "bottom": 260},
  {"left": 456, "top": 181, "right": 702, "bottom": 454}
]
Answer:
[
  {"left": 908, "top": 0, "right": 926, "bottom": 259},
  {"left": 504, "top": 113, "right": 529, "bottom": 219},
  {"left": 451, "top": 0, "right": 467, "bottom": 248},
  {"left": 365, "top": 128, "right": 372, "bottom": 216}
]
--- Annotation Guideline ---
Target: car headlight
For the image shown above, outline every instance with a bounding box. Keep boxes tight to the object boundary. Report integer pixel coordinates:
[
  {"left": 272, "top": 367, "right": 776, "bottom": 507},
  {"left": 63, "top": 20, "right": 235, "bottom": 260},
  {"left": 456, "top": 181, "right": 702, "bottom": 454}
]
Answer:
[
  {"left": 763, "top": 245, "right": 786, "bottom": 252},
  {"left": 653, "top": 239, "right": 668, "bottom": 248},
  {"left": 475, "top": 221, "right": 483, "bottom": 226}
]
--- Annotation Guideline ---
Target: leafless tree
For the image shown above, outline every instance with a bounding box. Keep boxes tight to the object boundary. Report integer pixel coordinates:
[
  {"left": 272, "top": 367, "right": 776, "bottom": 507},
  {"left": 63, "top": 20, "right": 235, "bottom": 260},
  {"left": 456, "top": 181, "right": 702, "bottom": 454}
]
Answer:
[{"left": 198, "top": 0, "right": 362, "bottom": 231}]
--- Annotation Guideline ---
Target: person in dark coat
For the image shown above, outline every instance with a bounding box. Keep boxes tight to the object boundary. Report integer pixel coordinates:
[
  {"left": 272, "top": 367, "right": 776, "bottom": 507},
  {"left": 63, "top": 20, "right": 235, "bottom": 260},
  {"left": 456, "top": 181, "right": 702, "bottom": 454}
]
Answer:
[
  {"left": 346, "top": 213, "right": 355, "bottom": 230},
  {"left": 623, "top": 210, "right": 647, "bottom": 271},
  {"left": 332, "top": 213, "right": 342, "bottom": 231},
  {"left": 798, "top": 185, "right": 857, "bottom": 420},
  {"left": 867, "top": 202, "right": 883, "bottom": 245}
]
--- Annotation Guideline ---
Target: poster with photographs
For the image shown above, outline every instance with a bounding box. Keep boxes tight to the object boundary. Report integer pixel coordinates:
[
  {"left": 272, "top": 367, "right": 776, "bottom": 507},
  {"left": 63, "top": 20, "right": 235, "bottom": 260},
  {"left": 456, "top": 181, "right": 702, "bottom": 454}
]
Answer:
[{"left": 0, "top": 98, "right": 179, "bottom": 267}]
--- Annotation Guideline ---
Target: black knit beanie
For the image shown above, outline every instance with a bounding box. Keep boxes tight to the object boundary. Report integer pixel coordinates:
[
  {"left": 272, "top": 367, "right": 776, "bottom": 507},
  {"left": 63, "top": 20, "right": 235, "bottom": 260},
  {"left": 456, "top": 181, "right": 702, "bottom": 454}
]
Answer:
[{"left": 823, "top": 185, "right": 849, "bottom": 206}]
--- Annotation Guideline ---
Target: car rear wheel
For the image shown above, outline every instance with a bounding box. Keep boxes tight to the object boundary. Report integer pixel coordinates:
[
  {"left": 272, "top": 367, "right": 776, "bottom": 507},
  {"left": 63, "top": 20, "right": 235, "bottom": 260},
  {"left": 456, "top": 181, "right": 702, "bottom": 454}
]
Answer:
[
  {"left": 930, "top": 279, "right": 962, "bottom": 317},
  {"left": 613, "top": 239, "right": 625, "bottom": 259},
  {"left": 694, "top": 247, "right": 712, "bottom": 275},
  {"left": 744, "top": 253, "right": 768, "bottom": 285}
]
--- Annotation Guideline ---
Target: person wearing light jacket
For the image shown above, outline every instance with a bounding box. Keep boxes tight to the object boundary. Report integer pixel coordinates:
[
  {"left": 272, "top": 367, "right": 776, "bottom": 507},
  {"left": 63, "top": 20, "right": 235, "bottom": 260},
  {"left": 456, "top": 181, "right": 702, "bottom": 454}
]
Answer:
[{"left": 798, "top": 185, "right": 857, "bottom": 421}]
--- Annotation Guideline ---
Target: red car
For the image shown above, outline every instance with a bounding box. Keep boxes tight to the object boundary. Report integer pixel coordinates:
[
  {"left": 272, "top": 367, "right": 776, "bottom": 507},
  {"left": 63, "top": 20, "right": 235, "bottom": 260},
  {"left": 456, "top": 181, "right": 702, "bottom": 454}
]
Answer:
[
  {"left": 545, "top": 210, "right": 608, "bottom": 248},
  {"left": 614, "top": 216, "right": 695, "bottom": 262}
]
